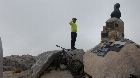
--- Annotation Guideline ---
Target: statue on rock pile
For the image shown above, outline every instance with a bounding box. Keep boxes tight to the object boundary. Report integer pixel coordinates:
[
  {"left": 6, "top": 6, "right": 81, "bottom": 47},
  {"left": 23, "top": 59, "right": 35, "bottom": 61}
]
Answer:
[
  {"left": 111, "top": 3, "right": 121, "bottom": 19},
  {"left": 101, "top": 3, "right": 124, "bottom": 42}
]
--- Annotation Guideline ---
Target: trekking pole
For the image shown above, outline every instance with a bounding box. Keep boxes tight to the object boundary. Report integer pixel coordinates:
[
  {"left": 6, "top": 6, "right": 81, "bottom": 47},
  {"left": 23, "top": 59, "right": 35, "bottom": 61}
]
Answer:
[
  {"left": 56, "top": 45, "right": 67, "bottom": 51},
  {"left": 56, "top": 45, "right": 71, "bottom": 52}
]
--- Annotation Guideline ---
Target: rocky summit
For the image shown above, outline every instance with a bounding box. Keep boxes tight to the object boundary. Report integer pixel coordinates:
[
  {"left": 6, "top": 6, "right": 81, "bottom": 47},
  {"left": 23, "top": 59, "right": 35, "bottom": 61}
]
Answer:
[
  {"left": 3, "top": 41, "right": 140, "bottom": 78},
  {"left": 2, "top": 3, "right": 140, "bottom": 78}
]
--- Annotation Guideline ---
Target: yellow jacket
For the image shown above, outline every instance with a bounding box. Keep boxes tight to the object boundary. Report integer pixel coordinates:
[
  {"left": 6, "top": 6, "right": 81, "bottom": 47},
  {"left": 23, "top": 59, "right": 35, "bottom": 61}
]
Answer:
[{"left": 69, "top": 20, "right": 77, "bottom": 32}]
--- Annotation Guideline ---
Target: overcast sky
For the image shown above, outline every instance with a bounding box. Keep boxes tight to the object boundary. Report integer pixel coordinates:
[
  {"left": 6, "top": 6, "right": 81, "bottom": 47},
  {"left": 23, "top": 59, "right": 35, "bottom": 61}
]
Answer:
[{"left": 0, "top": 0, "right": 140, "bottom": 56}]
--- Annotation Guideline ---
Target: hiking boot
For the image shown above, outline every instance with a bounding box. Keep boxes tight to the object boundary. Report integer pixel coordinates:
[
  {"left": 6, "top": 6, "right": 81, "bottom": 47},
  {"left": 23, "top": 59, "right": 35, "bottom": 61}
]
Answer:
[{"left": 71, "top": 47, "right": 77, "bottom": 50}]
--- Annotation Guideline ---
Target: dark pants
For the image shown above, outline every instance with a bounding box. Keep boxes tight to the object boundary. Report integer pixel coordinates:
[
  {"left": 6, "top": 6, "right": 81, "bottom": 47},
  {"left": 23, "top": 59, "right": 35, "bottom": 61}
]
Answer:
[{"left": 71, "top": 32, "right": 77, "bottom": 49}]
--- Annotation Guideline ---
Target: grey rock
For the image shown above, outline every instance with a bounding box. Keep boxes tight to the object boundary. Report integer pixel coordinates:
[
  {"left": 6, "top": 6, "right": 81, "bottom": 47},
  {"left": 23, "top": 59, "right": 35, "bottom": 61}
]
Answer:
[
  {"left": 0, "top": 38, "right": 3, "bottom": 77},
  {"left": 67, "top": 49, "right": 85, "bottom": 62},
  {"left": 3, "top": 55, "right": 36, "bottom": 71},
  {"left": 31, "top": 50, "right": 61, "bottom": 78},
  {"left": 31, "top": 49, "right": 85, "bottom": 78}
]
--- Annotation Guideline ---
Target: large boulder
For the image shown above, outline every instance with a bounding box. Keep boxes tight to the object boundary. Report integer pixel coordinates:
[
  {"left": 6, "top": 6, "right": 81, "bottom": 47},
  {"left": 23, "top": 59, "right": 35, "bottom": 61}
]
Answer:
[
  {"left": 31, "top": 49, "right": 85, "bottom": 78},
  {"left": 84, "top": 43, "right": 140, "bottom": 78},
  {"left": 31, "top": 50, "right": 61, "bottom": 78}
]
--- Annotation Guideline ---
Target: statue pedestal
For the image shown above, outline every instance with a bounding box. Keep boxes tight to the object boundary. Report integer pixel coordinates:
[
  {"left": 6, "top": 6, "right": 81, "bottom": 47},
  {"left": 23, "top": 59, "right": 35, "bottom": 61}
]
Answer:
[{"left": 101, "top": 17, "right": 124, "bottom": 42}]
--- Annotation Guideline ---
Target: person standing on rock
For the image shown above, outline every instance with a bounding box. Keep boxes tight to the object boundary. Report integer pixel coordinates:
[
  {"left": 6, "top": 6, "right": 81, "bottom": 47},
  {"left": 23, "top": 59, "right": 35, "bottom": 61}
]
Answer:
[{"left": 69, "top": 18, "right": 77, "bottom": 50}]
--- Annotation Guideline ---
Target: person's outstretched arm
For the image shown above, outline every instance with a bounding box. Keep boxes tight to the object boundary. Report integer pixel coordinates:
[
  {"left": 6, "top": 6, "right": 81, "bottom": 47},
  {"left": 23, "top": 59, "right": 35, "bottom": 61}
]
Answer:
[{"left": 69, "top": 20, "right": 73, "bottom": 25}]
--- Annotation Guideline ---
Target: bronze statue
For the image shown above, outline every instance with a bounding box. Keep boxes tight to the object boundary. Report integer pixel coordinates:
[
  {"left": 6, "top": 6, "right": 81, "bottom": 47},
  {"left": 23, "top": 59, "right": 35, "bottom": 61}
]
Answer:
[{"left": 111, "top": 3, "right": 121, "bottom": 18}]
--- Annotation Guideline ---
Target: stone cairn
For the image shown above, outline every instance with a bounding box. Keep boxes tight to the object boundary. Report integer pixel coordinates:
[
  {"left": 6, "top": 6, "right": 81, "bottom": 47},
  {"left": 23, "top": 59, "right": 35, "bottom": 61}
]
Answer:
[
  {"left": 91, "top": 3, "right": 134, "bottom": 57},
  {"left": 101, "top": 17, "right": 124, "bottom": 42},
  {"left": 101, "top": 3, "right": 124, "bottom": 42}
]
